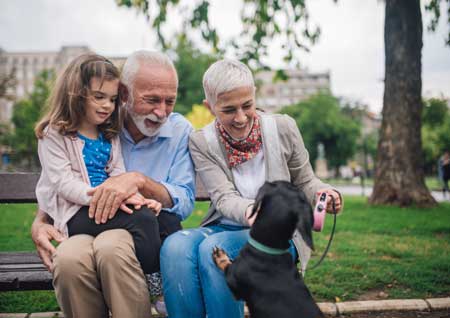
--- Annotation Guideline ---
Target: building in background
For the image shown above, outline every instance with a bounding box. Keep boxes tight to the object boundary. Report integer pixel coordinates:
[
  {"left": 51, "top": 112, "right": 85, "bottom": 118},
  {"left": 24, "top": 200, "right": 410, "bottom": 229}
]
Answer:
[
  {"left": 255, "top": 69, "right": 331, "bottom": 113},
  {"left": 0, "top": 46, "right": 126, "bottom": 123},
  {"left": 1, "top": 46, "right": 331, "bottom": 121}
]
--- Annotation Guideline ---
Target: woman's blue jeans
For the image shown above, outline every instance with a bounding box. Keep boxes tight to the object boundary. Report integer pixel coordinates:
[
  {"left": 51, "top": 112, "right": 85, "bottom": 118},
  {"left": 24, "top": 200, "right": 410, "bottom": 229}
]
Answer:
[{"left": 160, "top": 224, "right": 297, "bottom": 318}]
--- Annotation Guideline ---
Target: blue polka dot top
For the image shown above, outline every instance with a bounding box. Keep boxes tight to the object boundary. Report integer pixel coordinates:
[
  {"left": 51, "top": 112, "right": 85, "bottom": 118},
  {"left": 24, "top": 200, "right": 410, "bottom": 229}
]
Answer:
[{"left": 78, "top": 132, "right": 112, "bottom": 187}]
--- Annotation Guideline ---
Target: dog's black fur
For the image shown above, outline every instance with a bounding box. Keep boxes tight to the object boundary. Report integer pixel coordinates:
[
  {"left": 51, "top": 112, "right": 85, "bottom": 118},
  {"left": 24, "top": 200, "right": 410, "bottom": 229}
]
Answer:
[{"left": 213, "top": 181, "right": 323, "bottom": 318}]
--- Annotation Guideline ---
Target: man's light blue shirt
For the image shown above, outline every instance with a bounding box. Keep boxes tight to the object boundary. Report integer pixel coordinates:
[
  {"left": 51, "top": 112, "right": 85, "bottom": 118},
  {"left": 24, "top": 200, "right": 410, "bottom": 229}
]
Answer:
[{"left": 120, "top": 113, "right": 196, "bottom": 221}]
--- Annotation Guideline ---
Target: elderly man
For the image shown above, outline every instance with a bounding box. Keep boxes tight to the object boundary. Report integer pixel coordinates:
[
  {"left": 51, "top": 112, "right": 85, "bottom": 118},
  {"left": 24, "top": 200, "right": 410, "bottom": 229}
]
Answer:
[{"left": 31, "top": 50, "right": 195, "bottom": 318}]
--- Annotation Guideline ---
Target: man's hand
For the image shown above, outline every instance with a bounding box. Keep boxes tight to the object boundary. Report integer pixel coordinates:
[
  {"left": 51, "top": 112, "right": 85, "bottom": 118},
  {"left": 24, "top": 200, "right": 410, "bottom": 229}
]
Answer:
[
  {"left": 31, "top": 215, "right": 66, "bottom": 272},
  {"left": 87, "top": 172, "right": 145, "bottom": 224},
  {"left": 316, "top": 189, "right": 342, "bottom": 214}
]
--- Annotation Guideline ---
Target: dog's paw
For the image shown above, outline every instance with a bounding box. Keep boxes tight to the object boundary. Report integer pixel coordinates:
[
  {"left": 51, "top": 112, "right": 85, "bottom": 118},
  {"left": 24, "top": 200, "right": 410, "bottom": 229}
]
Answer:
[{"left": 212, "top": 246, "right": 232, "bottom": 271}]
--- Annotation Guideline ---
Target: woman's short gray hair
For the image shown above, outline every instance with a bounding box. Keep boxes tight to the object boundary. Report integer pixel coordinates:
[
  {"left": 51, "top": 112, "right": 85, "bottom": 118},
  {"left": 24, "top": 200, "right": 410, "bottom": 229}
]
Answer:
[
  {"left": 122, "top": 50, "right": 178, "bottom": 90},
  {"left": 203, "top": 59, "right": 255, "bottom": 107}
]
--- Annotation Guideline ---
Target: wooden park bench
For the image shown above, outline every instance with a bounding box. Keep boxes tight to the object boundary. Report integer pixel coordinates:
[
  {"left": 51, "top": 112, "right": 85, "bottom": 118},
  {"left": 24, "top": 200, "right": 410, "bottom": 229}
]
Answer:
[{"left": 0, "top": 172, "right": 210, "bottom": 292}]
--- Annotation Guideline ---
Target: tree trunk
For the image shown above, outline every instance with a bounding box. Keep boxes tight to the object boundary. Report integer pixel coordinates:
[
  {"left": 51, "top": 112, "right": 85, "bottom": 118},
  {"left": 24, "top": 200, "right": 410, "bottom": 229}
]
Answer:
[{"left": 369, "top": 0, "right": 436, "bottom": 207}]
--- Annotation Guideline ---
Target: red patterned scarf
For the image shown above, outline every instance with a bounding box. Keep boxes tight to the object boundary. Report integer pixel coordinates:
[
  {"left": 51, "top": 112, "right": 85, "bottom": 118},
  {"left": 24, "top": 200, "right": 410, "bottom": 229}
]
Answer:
[{"left": 216, "top": 117, "right": 263, "bottom": 168}]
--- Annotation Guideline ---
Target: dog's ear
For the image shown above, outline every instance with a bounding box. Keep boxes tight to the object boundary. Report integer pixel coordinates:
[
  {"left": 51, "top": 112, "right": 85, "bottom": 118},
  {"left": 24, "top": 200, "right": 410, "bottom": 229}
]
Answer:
[{"left": 296, "top": 199, "right": 315, "bottom": 251}]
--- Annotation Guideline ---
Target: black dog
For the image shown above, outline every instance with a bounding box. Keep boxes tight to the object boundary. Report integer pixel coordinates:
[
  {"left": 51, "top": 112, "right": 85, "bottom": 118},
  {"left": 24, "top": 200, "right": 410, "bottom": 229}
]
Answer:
[{"left": 213, "top": 181, "right": 323, "bottom": 318}]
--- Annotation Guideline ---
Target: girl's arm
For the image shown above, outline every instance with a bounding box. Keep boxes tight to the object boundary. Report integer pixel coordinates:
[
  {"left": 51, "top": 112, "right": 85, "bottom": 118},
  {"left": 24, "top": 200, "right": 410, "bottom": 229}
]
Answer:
[{"left": 38, "top": 129, "right": 92, "bottom": 206}]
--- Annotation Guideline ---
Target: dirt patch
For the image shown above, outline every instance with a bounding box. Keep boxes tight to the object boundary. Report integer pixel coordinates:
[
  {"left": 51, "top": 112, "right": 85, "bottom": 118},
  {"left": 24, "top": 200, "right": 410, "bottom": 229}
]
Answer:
[{"left": 357, "top": 288, "right": 390, "bottom": 301}]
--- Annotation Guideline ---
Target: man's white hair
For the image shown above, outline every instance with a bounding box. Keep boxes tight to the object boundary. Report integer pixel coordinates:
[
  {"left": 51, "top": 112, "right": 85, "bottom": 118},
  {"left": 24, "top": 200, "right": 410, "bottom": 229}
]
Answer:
[
  {"left": 122, "top": 50, "right": 178, "bottom": 89},
  {"left": 203, "top": 59, "right": 255, "bottom": 107}
]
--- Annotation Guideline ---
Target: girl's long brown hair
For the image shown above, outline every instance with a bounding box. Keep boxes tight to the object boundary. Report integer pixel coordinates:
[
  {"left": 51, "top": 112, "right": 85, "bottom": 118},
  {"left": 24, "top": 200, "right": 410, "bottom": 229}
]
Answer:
[{"left": 35, "top": 54, "right": 122, "bottom": 140}]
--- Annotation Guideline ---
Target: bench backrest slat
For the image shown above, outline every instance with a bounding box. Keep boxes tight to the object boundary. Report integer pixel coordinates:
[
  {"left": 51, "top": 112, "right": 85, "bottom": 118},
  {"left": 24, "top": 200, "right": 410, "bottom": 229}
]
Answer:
[
  {"left": 0, "top": 173, "right": 210, "bottom": 203},
  {"left": 0, "top": 173, "right": 40, "bottom": 203}
]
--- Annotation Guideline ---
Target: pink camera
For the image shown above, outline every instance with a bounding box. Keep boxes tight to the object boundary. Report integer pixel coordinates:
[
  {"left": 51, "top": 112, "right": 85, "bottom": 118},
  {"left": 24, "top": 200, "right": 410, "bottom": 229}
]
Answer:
[{"left": 313, "top": 192, "right": 327, "bottom": 232}]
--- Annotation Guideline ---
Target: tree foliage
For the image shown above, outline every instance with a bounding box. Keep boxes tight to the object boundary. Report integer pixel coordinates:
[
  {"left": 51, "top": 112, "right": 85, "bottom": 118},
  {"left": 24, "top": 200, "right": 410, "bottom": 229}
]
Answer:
[
  {"left": 421, "top": 97, "right": 450, "bottom": 173},
  {"left": 279, "top": 92, "right": 360, "bottom": 171},
  {"left": 185, "top": 104, "right": 215, "bottom": 129},
  {"left": 117, "top": 0, "right": 219, "bottom": 51},
  {"left": 425, "top": 0, "right": 450, "bottom": 45},
  {"left": 360, "top": 132, "right": 378, "bottom": 169},
  {"left": 117, "top": 0, "right": 449, "bottom": 67},
  {"left": 170, "top": 35, "right": 220, "bottom": 114},
  {"left": 0, "top": 68, "right": 16, "bottom": 101},
  {"left": 5, "top": 70, "right": 54, "bottom": 170}
]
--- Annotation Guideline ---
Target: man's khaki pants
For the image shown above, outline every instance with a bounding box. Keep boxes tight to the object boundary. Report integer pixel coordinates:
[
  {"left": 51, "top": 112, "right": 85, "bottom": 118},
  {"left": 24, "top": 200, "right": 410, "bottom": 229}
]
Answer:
[{"left": 53, "top": 229, "right": 151, "bottom": 318}]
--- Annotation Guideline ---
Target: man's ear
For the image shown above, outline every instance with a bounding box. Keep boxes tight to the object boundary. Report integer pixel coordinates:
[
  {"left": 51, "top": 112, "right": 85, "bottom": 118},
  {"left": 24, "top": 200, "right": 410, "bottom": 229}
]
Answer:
[
  {"left": 119, "top": 82, "right": 129, "bottom": 104},
  {"left": 203, "top": 99, "right": 215, "bottom": 116}
]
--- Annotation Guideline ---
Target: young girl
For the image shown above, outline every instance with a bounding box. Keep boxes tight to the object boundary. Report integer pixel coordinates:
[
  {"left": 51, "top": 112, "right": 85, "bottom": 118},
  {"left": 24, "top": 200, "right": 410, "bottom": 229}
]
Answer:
[{"left": 35, "top": 54, "right": 162, "bottom": 274}]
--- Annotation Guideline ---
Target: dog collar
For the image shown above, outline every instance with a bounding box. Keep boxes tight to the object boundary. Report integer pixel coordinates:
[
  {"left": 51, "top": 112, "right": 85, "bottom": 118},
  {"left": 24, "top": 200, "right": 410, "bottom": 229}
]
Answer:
[{"left": 248, "top": 236, "right": 290, "bottom": 255}]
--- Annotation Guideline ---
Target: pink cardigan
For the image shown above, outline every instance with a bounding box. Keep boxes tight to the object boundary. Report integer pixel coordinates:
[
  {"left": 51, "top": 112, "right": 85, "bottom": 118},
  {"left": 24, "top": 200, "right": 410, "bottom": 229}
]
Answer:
[{"left": 36, "top": 126, "right": 125, "bottom": 236}]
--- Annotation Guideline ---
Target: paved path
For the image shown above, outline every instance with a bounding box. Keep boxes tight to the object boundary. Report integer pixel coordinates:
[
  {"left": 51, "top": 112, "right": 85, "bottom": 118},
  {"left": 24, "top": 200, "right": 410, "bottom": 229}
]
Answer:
[{"left": 335, "top": 185, "right": 449, "bottom": 202}]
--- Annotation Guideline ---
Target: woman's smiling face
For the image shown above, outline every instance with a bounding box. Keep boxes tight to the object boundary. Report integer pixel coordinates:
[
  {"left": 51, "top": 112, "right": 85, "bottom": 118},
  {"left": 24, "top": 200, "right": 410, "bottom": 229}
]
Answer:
[{"left": 208, "top": 86, "right": 257, "bottom": 140}]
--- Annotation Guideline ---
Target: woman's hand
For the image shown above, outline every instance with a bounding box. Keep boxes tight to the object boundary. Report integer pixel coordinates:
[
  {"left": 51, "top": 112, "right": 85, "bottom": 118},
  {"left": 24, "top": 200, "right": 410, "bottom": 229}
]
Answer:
[
  {"left": 316, "top": 189, "right": 342, "bottom": 214},
  {"left": 245, "top": 205, "right": 258, "bottom": 226}
]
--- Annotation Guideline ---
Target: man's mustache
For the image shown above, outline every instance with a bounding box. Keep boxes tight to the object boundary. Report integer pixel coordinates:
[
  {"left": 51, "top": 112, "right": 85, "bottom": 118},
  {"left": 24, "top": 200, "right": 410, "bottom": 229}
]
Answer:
[
  {"left": 147, "top": 113, "right": 167, "bottom": 123},
  {"left": 125, "top": 101, "right": 167, "bottom": 124}
]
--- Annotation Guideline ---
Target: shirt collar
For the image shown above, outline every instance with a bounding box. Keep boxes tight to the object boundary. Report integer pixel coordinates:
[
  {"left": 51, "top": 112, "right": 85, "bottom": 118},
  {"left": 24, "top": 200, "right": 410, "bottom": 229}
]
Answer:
[{"left": 157, "top": 118, "right": 173, "bottom": 138}]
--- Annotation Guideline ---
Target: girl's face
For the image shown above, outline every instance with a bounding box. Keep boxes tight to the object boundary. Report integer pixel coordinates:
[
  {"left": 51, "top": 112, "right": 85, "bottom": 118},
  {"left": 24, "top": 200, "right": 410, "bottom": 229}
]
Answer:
[
  {"left": 206, "top": 86, "right": 257, "bottom": 140},
  {"left": 84, "top": 77, "right": 119, "bottom": 128}
]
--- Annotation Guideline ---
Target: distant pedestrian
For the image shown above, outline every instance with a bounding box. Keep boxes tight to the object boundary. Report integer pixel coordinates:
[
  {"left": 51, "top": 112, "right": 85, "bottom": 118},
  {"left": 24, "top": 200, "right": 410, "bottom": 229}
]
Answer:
[{"left": 439, "top": 151, "right": 450, "bottom": 198}]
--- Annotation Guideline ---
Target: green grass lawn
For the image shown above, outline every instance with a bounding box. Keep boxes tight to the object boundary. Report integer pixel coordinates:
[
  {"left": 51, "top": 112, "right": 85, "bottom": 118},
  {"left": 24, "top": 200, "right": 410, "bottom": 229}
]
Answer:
[{"left": 1, "top": 197, "right": 449, "bottom": 313}]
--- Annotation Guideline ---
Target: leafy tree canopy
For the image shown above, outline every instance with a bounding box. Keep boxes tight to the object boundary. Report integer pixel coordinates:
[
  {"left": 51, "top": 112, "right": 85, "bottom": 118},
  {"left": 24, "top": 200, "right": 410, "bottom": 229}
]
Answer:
[
  {"left": 421, "top": 97, "right": 450, "bottom": 173},
  {"left": 422, "top": 97, "right": 448, "bottom": 127},
  {"left": 169, "top": 34, "right": 220, "bottom": 114},
  {"left": 117, "top": 0, "right": 449, "bottom": 68},
  {"left": 279, "top": 92, "right": 361, "bottom": 170},
  {"left": 0, "top": 68, "right": 16, "bottom": 101},
  {"left": 6, "top": 70, "right": 54, "bottom": 169}
]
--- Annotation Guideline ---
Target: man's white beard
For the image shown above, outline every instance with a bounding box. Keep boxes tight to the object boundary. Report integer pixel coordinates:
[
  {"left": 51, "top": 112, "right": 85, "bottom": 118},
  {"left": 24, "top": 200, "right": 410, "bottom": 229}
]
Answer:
[{"left": 127, "top": 103, "right": 167, "bottom": 137}]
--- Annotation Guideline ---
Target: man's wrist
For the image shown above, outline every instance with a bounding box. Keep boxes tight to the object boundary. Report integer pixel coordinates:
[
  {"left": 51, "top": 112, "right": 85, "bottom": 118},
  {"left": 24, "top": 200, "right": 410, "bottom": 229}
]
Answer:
[
  {"left": 34, "top": 210, "right": 50, "bottom": 224},
  {"left": 130, "top": 172, "right": 146, "bottom": 190}
]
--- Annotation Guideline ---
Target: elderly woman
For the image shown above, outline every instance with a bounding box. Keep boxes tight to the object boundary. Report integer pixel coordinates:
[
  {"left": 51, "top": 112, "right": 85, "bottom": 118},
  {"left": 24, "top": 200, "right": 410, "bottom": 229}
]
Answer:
[{"left": 160, "top": 59, "right": 343, "bottom": 318}]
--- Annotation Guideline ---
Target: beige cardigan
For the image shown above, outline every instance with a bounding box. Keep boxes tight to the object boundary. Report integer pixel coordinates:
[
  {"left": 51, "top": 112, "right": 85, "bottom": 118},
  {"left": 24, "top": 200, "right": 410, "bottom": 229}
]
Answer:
[
  {"left": 36, "top": 126, "right": 125, "bottom": 236},
  {"left": 189, "top": 112, "right": 341, "bottom": 271}
]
